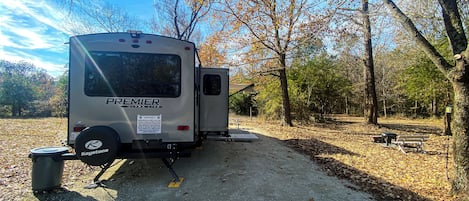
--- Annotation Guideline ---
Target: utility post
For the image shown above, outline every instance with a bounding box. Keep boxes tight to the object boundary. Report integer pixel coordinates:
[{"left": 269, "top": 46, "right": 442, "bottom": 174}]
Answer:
[{"left": 445, "top": 105, "right": 453, "bottom": 136}]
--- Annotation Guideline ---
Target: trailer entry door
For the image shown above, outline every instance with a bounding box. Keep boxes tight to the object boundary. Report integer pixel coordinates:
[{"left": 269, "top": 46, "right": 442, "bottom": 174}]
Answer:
[{"left": 200, "top": 68, "right": 228, "bottom": 134}]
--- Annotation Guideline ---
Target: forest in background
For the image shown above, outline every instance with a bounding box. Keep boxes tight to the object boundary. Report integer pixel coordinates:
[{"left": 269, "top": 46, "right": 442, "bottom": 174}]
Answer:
[
  {"left": 0, "top": 60, "right": 67, "bottom": 117},
  {"left": 0, "top": 44, "right": 453, "bottom": 119}
]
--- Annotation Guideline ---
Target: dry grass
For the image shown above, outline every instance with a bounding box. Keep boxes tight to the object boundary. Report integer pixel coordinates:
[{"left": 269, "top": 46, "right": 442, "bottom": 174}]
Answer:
[
  {"left": 0, "top": 118, "right": 94, "bottom": 201},
  {"left": 234, "top": 115, "right": 454, "bottom": 201},
  {"left": 0, "top": 117, "right": 456, "bottom": 200}
]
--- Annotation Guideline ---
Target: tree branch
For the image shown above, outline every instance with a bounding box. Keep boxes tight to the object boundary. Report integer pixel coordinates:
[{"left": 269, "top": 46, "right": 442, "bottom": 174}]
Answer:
[
  {"left": 174, "top": 0, "right": 181, "bottom": 39},
  {"left": 437, "top": 0, "right": 467, "bottom": 55},
  {"left": 382, "top": 0, "right": 452, "bottom": 74},
  {"left": 256, "top": 68, "right": 282, "bottom": 77},
  {"left": 224, "top": 0, "right": 278, "bottom": 53},
  {"left": 336, "top": 12, "right": 362, "bottom": 26}
]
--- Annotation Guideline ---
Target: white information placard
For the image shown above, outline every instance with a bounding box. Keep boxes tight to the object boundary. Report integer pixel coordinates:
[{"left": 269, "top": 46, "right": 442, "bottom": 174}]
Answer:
[{"left": 137, "top": 115, "right": 162, "bottom": 134}]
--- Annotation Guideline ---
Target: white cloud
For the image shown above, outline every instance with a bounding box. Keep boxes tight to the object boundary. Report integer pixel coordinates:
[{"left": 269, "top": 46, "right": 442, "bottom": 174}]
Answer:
[
  {"left": 0, "top": 0, "right": 70, "bottom": 77},
  {"left": 1, "top": 0, "right": 72, "bottom": 35},
  {"left": 0, "top": 49, "right": 67, "bottom": 77},
  {"left": 0, "top": 1, "right": 69, "bottom": 50}
]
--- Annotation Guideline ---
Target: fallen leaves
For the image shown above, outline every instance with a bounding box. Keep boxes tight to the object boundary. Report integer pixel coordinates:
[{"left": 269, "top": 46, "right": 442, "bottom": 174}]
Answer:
[
  {"left": 0, "top": 118, "right": 94, "bottom": 201},
  {"left": 0, "top": 116, "right": 454, "bottom": 200},
  {"left": 237, "top": 116, "right": 453, "bottom": 201}
]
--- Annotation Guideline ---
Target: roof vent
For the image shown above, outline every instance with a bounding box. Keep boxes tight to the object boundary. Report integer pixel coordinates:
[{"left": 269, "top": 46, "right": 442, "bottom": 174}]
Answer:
[{"left": 127, "top": 30, "right": 142, "bottom": 38}]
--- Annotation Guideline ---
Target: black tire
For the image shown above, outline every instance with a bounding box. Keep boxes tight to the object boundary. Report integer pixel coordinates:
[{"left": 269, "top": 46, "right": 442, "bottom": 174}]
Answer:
[{"left": 75, "top": 126, "right": 121, "bottom": 166}]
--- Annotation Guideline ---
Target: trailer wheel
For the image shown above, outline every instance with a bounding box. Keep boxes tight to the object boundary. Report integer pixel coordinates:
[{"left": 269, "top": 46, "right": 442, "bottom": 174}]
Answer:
[{"left": 75, "top": 126, "right": 121, "bottom": 166}]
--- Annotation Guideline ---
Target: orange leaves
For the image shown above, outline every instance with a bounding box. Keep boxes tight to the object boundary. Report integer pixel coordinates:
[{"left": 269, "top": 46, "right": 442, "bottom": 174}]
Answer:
[{"left": 198, "top": 32, "right": 228, "bottom": 67}]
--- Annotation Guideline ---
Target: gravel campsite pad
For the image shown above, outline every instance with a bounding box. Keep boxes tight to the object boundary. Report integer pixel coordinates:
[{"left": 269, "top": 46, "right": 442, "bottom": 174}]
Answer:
[{"left": 29, "top": 129, "right": 373, "bottom": 201}]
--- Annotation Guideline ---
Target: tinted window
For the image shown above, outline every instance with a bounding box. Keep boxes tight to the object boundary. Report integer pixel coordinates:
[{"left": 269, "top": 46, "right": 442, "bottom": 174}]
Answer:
[
  {"left": 85, "top": 52, "right": 181, "bottom": 97},
  {"left": 203, "top": 74, "right": 221, "bottom": 95}
]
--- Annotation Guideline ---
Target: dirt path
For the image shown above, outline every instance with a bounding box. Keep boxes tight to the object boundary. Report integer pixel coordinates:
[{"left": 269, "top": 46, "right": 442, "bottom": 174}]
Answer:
[{"left": 32, "top": 129, "right": 374, "bottom": 201}]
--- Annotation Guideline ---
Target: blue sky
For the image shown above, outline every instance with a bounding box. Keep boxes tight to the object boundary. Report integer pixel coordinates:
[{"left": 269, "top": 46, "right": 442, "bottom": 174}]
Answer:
[
  {"left": 0, "top": 0, "right": 397, "bottom": 78},
  {"left": 0, "top": 0, "right": 371, "bottom": 79},
  {"left": 0, "top": 0, "right": 156, "bottom": 77}
]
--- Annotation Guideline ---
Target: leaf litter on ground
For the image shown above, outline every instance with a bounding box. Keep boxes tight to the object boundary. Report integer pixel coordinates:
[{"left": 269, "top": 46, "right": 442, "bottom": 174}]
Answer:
[
  {"left": 234, "top": 115, "right": 453, "bottom": 201},
  {"left": 0, "top": 118, "right": 95, "bottom": 200},
  {"left": 0, "top": 116, "right": 454, "bottom": 200}
]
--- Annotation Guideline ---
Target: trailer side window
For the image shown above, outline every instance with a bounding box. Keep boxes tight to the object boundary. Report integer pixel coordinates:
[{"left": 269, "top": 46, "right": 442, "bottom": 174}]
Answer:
[
  {"left": 203, "top": 74, "right": 221, "bottom": 95},
  {"left": 85, "top": 52, "right": 181, "bottom": 97}
]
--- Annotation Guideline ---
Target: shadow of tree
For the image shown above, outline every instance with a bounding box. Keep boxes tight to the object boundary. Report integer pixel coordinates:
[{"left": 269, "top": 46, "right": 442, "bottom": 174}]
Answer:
[
  {"left": 284, "top": 138, "right": 432, "bottom": 201},
  {"left": 285, "top": 138, "right": 360, "bottom": 156},
  {"left": 380, "top": 123, "right": 442, "bottom": 135}
]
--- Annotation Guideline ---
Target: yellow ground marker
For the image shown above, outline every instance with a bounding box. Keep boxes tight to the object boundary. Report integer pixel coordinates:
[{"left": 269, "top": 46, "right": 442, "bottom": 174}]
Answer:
[{"left": 168, "top": 177, "right": 184, "bottom": 188}]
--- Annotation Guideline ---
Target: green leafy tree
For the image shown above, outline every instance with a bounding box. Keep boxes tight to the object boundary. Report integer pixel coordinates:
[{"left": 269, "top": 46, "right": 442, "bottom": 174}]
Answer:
[
  {"left": 400, "top": 55, "right": 451, "bottom": 117},
  {"left": 229, "top": 93, "right": 256, "bottom": 116},
  {"left": 255, "top": 76, "right": 283, "bottom": 120},
  {"left": 288, "top": 55, "right": 352, "bottom": 122},
  {"left": 49, "top": 72, "right": 68, "bottom": 117},
  {"left": 27, "top": 71, "right": 56, "bottom": 117},
  {"left": 0, "top": 60, "right": 38, "bottom": 117}
]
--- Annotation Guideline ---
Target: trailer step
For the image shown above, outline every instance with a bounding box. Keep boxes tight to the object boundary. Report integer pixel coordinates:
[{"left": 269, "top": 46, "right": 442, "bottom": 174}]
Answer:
[
  {"left": 207, "top": 133, "right": 259, "bottom": 142},
  {"left": 168, "top": 177, "right": 184, "bottom": 188}
]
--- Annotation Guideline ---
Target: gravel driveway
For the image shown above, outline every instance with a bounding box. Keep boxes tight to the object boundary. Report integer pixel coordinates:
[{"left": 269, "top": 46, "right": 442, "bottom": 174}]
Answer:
[{"left": 34, "top": 129, "right": 374, "bottom": 201}]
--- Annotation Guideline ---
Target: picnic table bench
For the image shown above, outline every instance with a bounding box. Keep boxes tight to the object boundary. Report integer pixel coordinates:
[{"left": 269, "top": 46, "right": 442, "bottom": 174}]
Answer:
[{"left": 393, "top": 135, "right": 429, "bottom": 153}]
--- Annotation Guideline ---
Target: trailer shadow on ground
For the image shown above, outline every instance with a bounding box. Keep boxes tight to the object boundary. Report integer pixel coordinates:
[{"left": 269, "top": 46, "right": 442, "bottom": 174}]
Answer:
[
  {"left": 46, "top": 129, "right": 428, "bottom": 201},
  {"left": 33, "top": 188, "right": 98, "bottom": 201}
]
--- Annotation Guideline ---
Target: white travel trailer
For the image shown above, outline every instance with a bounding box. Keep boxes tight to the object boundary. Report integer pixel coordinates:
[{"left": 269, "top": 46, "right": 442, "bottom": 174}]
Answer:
[{"left": 66, "top": 31, "right": 228, "bottom": 184}]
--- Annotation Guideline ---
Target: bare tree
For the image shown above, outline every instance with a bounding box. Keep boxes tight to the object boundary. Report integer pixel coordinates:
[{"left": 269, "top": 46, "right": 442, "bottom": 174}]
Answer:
[
  {"left": 152, "top": 0, "right": 212, "bottom": 40},
  {"left": 331, "top": 0, "right": 379, "bottom": 124},
  {"left": 383, "top": 0, "right": 469, "bottom": 195},
  {"left": 59, "top": 1, "right": 140, "bottom": 35}
]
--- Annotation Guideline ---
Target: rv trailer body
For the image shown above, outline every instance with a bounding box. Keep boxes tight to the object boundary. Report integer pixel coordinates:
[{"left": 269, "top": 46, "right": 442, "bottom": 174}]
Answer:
[
  {"left": 68, "top": 32, "right": 229, "bottom": 165},
  {"left": 68, "top": 32, "right": 201, "bottom": 156}
]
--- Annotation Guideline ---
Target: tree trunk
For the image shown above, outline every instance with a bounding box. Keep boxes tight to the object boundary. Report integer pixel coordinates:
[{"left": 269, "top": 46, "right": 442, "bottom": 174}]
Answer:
[
  {"left": 279, "top": 53, "right": 293, "bottom": 126},
  {"left": 279, "top": 67, "right": 293, "bottom": 127},
  {"left": 345, "top": 96, "right": 349, "bottom": 115},
  {"left": 362, "top": 0, "right": 378, "bottom": 124},
  {"left": 11, "top": 103, "right": 18, "bottom": 117},
  {"left": 450, "top": 40, "right": 469, "bottom": 192},
  {"left": 383, "top": 87, "right": 387, "bottom": 118},
  {"left": 12, "top": 100, "right": 22, "bottom": 117},
  {"left": 451, "top": 79, "right": 469, "bottom": 193}
]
